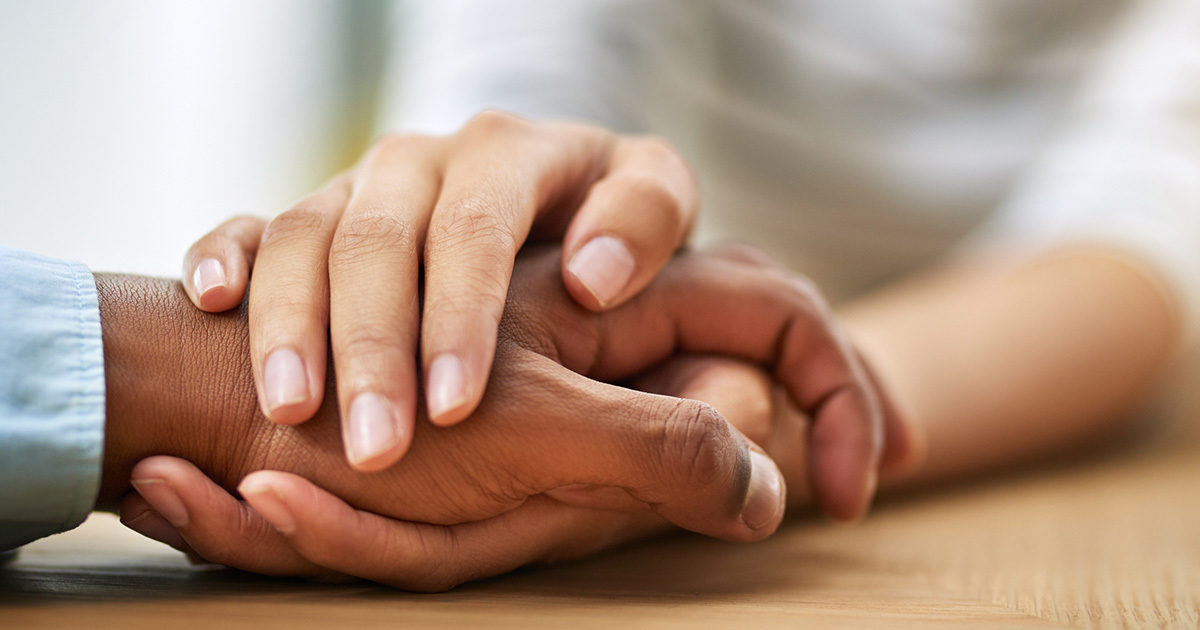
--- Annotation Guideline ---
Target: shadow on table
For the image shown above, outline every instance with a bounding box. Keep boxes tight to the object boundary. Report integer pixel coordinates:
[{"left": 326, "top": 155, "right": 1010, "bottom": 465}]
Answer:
[{"left": 0, "top": 525, "right": 856, "bottom": 607}]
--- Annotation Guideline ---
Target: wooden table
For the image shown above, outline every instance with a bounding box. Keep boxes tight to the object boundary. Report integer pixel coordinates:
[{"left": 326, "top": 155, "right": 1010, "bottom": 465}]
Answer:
[{"left": 4, "top": 386, "right": 1199, "bottom": 628}]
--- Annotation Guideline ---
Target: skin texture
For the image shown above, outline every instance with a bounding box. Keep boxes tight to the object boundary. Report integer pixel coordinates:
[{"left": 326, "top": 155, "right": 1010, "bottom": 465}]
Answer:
[
  {"left": 181, "top": 112, "right": 701, "bottom": 471},
  {"left": 100, "top": 247, "right": 913, "bottom": 568}
]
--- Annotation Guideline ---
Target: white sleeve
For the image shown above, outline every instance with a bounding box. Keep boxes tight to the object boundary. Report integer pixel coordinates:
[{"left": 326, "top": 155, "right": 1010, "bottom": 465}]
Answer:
[
  {"left": 978, "top": 0, "right": 1200, "bottom": 342},
  {"left": 377, "top": 0, "right": 702, "bottom": 135}
]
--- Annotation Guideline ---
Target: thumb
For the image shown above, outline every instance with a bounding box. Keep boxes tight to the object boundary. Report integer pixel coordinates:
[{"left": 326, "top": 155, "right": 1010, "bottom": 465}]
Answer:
[{"left": 510, "top": 355, "right": 786, "bottom": 542}]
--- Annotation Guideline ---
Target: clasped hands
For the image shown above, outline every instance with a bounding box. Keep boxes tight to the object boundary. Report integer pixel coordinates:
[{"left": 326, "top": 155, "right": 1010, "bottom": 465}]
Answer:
[{"left": 108, "top": 114, "right": 920, "bottom": 590}]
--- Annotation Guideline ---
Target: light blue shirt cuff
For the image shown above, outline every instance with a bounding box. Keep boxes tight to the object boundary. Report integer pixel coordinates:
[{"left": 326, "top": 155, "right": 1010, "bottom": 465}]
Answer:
[{"left": 0, "top": 247, "right": 105, "bottom": 551}]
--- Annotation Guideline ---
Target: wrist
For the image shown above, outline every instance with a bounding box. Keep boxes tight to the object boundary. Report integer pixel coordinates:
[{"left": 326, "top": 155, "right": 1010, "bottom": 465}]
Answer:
[{"left": 95, "top": 273, "right": 259, "bottom": 510}]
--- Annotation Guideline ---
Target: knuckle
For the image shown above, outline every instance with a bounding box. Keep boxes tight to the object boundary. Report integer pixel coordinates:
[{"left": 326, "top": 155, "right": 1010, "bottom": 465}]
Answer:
[
  {"left": 252, "top": 298, "right": 323, "bottom": 334},
  {"left": 329, "top": 211, "right": 415, "bottom": 263},
  {"left": 425, "top": 281, "right": 506, "bottom": 344},
  {"left": 374, "top": 132, "right": 430, "bottom": 152},
  {"left": 608, "top": 171, "right": 684, "bottom": 222},
  {"left": 772, "top": 271, "right": 828, "bottom": 315},
  {"left": 396, "top": 531, "right": 464, "bottom": 592},
  {"left": 428, "top": 197, "right": 519, "bottom": 258},
  {"left": 262, "top": 206, "right": 330, "bottom": 247},
  {"left": 627, "top": 134, "right": 684, "bottom": 164},
  {"left": 660, "top": 400, "right": 734, "bottom": 489},
  {"left": 366, "top": 132, "right": 438, "bottom": 164},
  {"left": 461, "top": 109, "right": 530, "bottom": 139},
  {"left": 336, "top": 326, "right": 407, "bottom": 365},
  {"left": 224, "top": 213, "right": 264, "bottom": 231}
]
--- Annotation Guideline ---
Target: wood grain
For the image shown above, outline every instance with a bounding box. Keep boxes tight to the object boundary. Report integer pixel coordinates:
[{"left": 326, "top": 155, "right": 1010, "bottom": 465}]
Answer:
[{"left": 4, "top": 375, "right": 1199, "bottom": 628}]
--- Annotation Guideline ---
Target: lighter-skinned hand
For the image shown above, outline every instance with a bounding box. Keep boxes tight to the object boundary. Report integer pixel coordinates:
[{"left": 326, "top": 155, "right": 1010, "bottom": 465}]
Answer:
[{"left": 180, "top": 112, "right": 699, "bottom": 471}]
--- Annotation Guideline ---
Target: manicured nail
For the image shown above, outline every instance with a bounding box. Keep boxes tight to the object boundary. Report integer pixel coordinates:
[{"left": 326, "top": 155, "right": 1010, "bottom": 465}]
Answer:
[
  {"left": 263, "top": 348, "right": 309, "bottom": 413},
  {"left": 192, "top": 258, "right": 227, "bottom": 300},
  {"left": 426, "top": 354, "right": 467, "bottom": 423},
  {"left": 567, "top": 236, "right": 636, "bottom": 308},
  {"left": 740, "top": 450, "right": 785, "bottom": 531},
  {"left": 131, "top": 478, "right": 189, "bottom": 527},
  {"left": 240, "top": 481, "right": 296, "bottom": 535},
  {"left": 346, "top": 392, "right": 400, "bottom": 466}
]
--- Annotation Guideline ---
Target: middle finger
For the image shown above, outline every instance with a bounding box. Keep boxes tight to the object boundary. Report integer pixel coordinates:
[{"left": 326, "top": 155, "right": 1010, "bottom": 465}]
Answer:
[{"left": 328, "top": 137, "right": 442, "bottom": 471}]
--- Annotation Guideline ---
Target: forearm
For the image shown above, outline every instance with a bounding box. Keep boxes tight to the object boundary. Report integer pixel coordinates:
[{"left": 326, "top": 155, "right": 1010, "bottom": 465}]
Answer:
[{"left": 841, "top": 247, "right": 1181, "bottom": 484}]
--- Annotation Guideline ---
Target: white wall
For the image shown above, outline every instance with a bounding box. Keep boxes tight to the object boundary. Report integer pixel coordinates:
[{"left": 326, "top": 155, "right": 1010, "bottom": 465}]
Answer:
[{"left": 0, "top": 1, "right": 363, "bottom": 275}]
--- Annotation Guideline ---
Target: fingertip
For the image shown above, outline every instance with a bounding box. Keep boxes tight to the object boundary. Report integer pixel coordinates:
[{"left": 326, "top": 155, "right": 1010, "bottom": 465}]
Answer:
[
  {"left": 196, "top": 285, "right": 245, "bottom": 313},
  {"left": 260, "top": 347, "right": 322, "bottom": 425},
  {"left": 262, "top": 399, "right": 321, "bottom": 426},
  {"left": 239, "top": 476, "right": 298, "bottom": 536},
  {"left": 237, "top": 470, "right": 286, "bottom": 497},
  {"left": 808, "top": 386, "right": 882, "bottom": 523},
  {"left": 813, "top": 459, "right": 876, "bottom": 524},
  {"left": 190, "top": 258, "right": 236, "bottom": 311},
  {"left": 347, "top": 444, "right": 410, "bottom": 473},
  {"left": 343, "top": 392, "right": 414, "bottom": 472},
  {"left": 564, "top": 235, "right": 636, "bottom": 311},
  {"left": 121, "top": 504, "right": 188, "bottom": 550},
  {"left": 129, "top": 477, "right": 189, "bottom": 529},
  {"left": 737, "top": 449, "right": 787, "bottom": 540},
  {"left": 428, "top": 407, "right": 473, "bottom": 428},
  {"left": 881, "top": 415, "right": 928, "bottom": 478},
  {"left": 130, "top": 454, "right": 193, "bottom": 483},
  {"left": 425, "top": 353, "right": 476, "bottom": 427}
]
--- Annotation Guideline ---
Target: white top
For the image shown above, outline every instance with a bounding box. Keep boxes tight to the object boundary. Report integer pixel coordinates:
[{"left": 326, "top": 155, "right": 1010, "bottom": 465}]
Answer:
[{"left": 383, "top": 0, "right": 1200, "bottom": 338}]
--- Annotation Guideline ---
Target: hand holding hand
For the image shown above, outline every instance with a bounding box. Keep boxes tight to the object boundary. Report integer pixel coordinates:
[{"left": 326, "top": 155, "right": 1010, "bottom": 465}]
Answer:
[
  {"left": 180, "top": 112, "right": 699, "bottom": 471},
  {"left": 101, "top": 245, "right": 910, "bottom": 588},
  {"left": 118, "top": 351, "right": 920, "bottom": 591}
]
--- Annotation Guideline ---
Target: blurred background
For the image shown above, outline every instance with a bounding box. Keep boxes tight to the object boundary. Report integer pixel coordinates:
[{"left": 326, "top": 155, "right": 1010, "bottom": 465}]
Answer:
[
  {"left": 2, "top": 6, "right": 1198, "bottom": 624},
  {"left": 5, "top": 0, "right": 1195, "bottom": 309},
  {"left": 0, "top": 1, "right": 384, "bottom": 275}
]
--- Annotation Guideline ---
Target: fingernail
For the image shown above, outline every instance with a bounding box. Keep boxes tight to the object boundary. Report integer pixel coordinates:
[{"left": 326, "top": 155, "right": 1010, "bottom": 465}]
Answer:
[
  {"left": 263, "top": 348, "right": 309, "bottom": 412},
  {"left": 567, "top": 236, "right": 636, "bottom": 308},
  {"left": 427, "top": 354, "right": 468, "bottom": 423},
  {"left": 131, "top": 478, "right": 189, "bottom": 527},
  {"left": 346, "top": 392, "right": 400, "bottom": 466},
  {"left": 740, "top": 451, "right": 785, "bottom": 531},
  {"left": 240, "top": 482, "right": 296, "bottom": 535},
  {"left": 192, "top": 258, "right": 227, "bottom": 299}
]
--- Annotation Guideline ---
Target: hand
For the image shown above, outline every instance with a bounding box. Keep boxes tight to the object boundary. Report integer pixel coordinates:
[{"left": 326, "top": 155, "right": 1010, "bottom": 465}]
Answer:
[
  {"left": 177, "top": 239, "right": 890, "bottom": 521},
  {"left": 634, "top": 354, "right": 924, "bottom": 509},
  {"left": 100, "top": 246, "right": 887, "bottom": 559},
  {"left": 180, "top": 112, "right": 698, "bottom": 471},
  {"left": 116, "top": 353, "right": 920, "bottom": 590}
]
